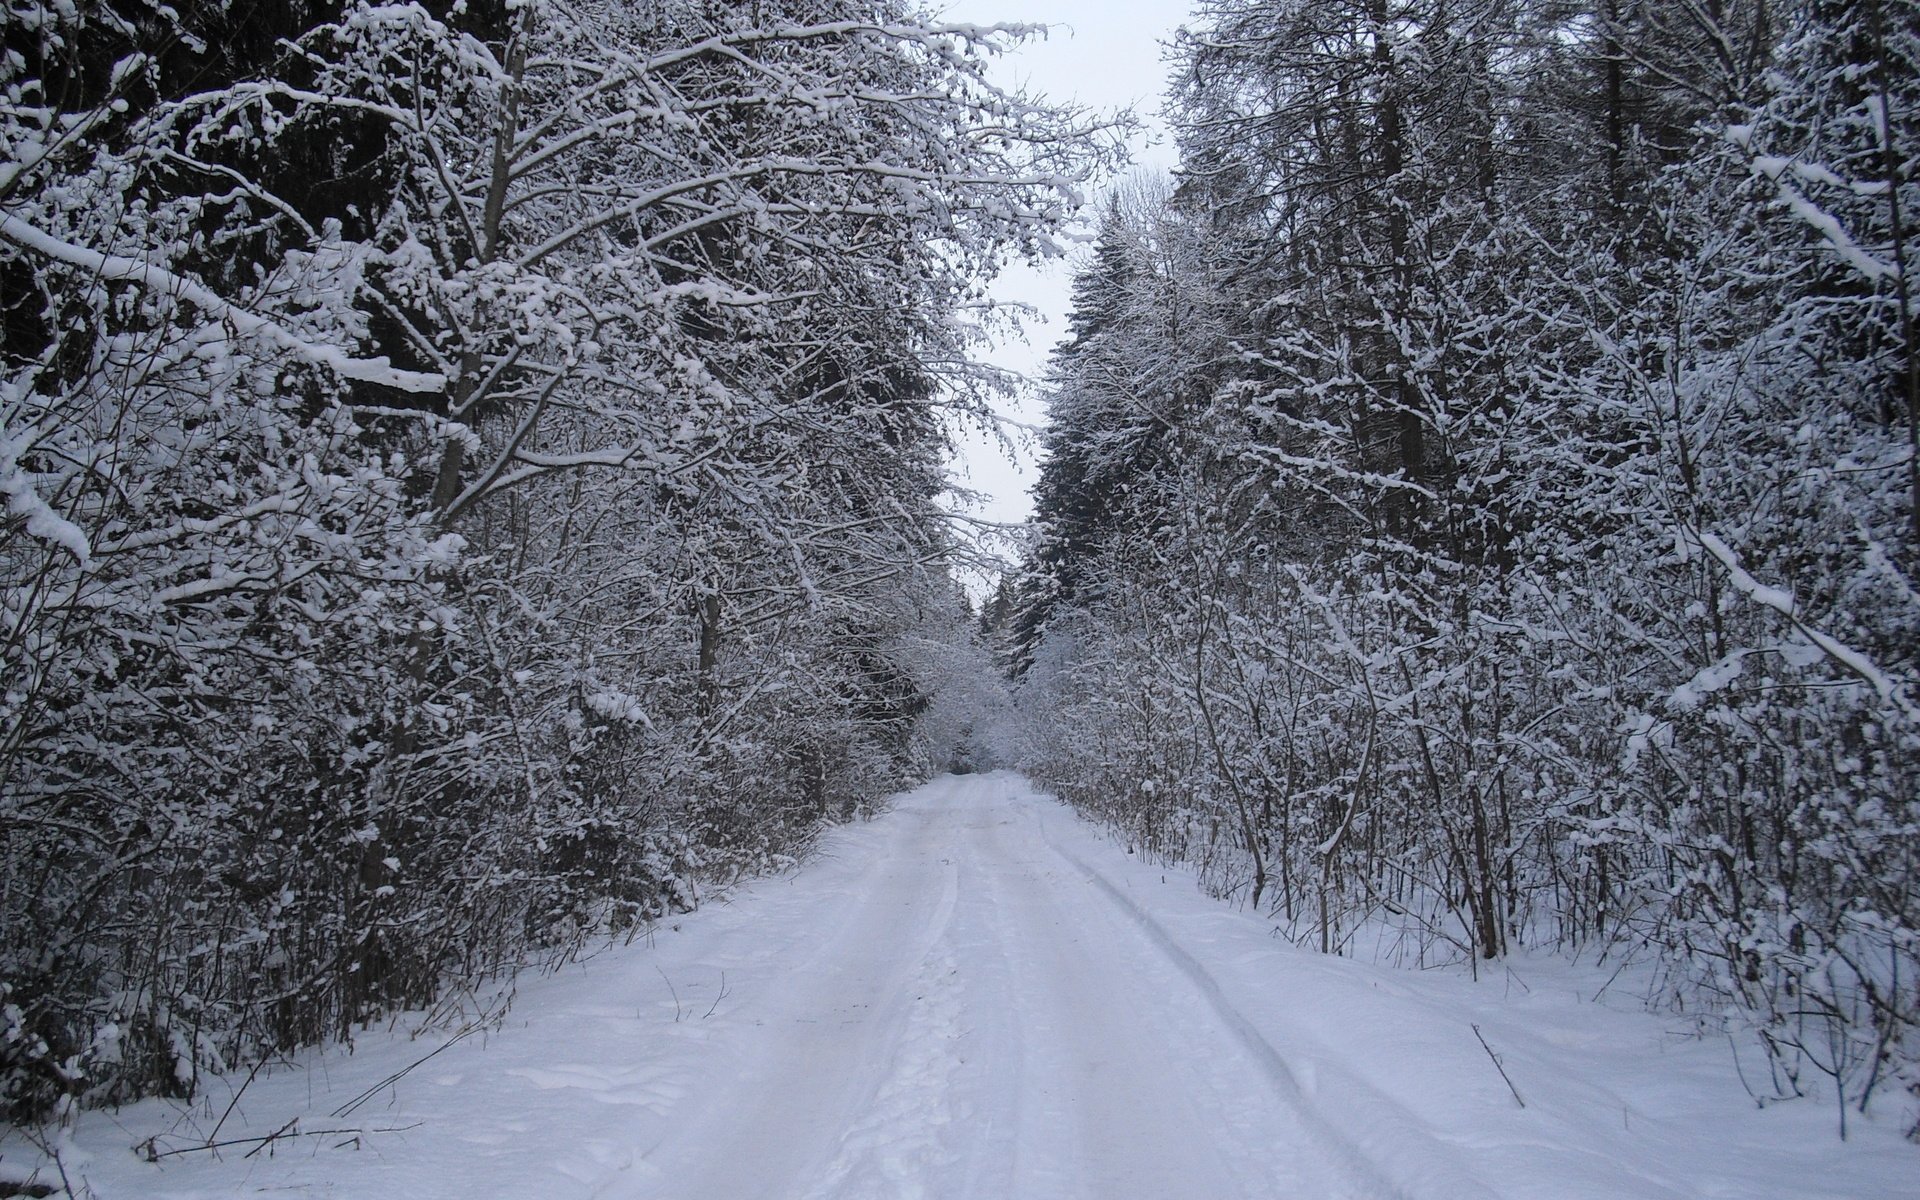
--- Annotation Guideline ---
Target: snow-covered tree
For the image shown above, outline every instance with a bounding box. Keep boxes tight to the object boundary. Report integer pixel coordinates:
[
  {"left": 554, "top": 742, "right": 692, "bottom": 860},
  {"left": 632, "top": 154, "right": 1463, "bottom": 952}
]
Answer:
[
  {"left": 1016, "top": 0, "right": 1920, "bottom": 1132},
  {"left": 1, "top": 0, "right": 1102, "bottom": 1118}
]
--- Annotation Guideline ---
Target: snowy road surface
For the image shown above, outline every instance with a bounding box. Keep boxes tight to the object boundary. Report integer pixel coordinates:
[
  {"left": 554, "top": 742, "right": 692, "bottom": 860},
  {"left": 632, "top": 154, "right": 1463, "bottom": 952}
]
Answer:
[
  {"left": 644, "top": 776, "right": 1391, "bottom": 1200},
  {"left": 29, "top": 774, "right": 1913, "bottom": 1199}
]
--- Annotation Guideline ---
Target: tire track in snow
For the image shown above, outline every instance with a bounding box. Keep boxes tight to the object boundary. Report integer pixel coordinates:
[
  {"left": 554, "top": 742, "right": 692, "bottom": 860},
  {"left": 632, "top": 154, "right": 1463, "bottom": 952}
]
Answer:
[
  {"left": 796, "top": 936, "right": 967, "bottom": 1200},
  {"left": 795, "top": 820, "right": 968, "bottom": 1200},
  {"left": 627, "top": 775, "right": 1492, "bottom": 1200},
  {"left": 629, "top": 793, "right": 964, "bottom": 1200},
  {"left": 1026, "top": 794, "right": 1496, "bottom": 1200},
  {"left": 971, "top": 810, "right": 1257, "bottom": 1198}
]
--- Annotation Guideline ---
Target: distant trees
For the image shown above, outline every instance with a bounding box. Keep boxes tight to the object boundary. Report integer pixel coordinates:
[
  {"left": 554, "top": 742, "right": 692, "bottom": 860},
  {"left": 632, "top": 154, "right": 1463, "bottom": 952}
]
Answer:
[
  {"left": 1017, "top": 0, "right": 1920, "bottom": 1134},
  {"left": 1, "top": 0, "right": 1099, "bottom": 1118}
]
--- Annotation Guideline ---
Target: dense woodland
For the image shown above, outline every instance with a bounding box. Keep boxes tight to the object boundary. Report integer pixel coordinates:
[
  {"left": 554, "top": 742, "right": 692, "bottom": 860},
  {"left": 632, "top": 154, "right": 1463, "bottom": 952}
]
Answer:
[
  {"left": 4, "top": 0, "right": 1916, "bottom": 1149},
  {"left": 1009, "top": 0, "right": 1919, "bottom": 1134},
  {"left": 0, "top": 0, "right": 1100, "bottom": 1121}
]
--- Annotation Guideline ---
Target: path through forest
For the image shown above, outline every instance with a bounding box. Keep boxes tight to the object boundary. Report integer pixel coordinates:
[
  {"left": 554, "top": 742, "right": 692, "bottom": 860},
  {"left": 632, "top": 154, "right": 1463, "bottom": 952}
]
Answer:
[
  {"left": 23, "top": 775, "right": 1910, "bottom": 1200},
  {"left": 642, "top": 774, "right": 1392, "bottom": 1200}
]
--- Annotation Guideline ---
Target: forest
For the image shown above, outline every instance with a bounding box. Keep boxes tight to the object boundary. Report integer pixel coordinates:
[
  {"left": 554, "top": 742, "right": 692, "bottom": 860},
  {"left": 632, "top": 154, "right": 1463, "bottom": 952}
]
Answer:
[
  {"left": 0, "top": 0, "right": 1099, "bottom": 1123},
  {"left": 2, "top": 0, "right": 1916, "bottom": 1152},
  {"left": 1005, "top": 0, "right": 1920, "bottom": 1135}
]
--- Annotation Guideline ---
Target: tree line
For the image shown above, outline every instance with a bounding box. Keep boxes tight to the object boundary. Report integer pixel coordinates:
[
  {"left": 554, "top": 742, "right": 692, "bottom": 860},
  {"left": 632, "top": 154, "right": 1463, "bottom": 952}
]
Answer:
[
  {"left": 1013, "top": 0, "right": 1919, "bottom": 1135},
  {"left": 0, "top": 0, "right": 1099, "bottom": 1119}
]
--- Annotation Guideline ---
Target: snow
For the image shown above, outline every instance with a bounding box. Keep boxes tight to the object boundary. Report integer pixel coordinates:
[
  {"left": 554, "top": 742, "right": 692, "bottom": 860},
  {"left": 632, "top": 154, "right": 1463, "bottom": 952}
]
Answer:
[
  {"left": 1698, "top": 530, "right": 1919, "bottom": 719},
  {"left": 0, "top": 213, "right": 446, "bottom": 395},
  {"left": 8, "top": 773, "right": 1911, "bottom": 1199},
  {"left": 1666, "top": 650, "right": 1746, "bottom": 712},
  {"left": 0, "top": 459, "right": 92, "bottom": 566},
  {"left": 1742, "top": 162, "right": 1899, "bottom": 283}
]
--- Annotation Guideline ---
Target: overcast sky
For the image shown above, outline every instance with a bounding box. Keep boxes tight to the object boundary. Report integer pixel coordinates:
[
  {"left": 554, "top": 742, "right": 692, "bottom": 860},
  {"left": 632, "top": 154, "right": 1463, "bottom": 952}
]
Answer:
[{"left": 936, "top": 1, "right": 1191, "bottom": 570}]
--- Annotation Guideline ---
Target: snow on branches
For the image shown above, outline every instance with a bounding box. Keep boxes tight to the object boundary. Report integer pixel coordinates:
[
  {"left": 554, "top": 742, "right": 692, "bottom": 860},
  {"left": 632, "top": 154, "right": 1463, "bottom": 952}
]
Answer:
[
  {"left": 1015, "top": 0, "right": 1920, "bottom": 1137},
  {"left": 0, "top": 0, "right": 1099, "bottom": 1121}
]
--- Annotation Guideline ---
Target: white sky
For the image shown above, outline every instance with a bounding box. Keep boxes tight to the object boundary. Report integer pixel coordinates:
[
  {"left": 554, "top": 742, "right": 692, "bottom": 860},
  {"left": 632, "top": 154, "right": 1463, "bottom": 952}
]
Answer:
[{"left": 936, "top": 1, "right": 1191, "bottom": 574}]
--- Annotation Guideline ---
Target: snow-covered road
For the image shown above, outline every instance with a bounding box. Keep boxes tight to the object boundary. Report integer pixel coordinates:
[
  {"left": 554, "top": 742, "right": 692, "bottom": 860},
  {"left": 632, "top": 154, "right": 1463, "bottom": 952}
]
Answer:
[
  {"left": 650, "top": 774, "right": 1382, "bottom": 1200},
  {"left": 28, "top": 773, "right": 1912, "bottom": 1199}
]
